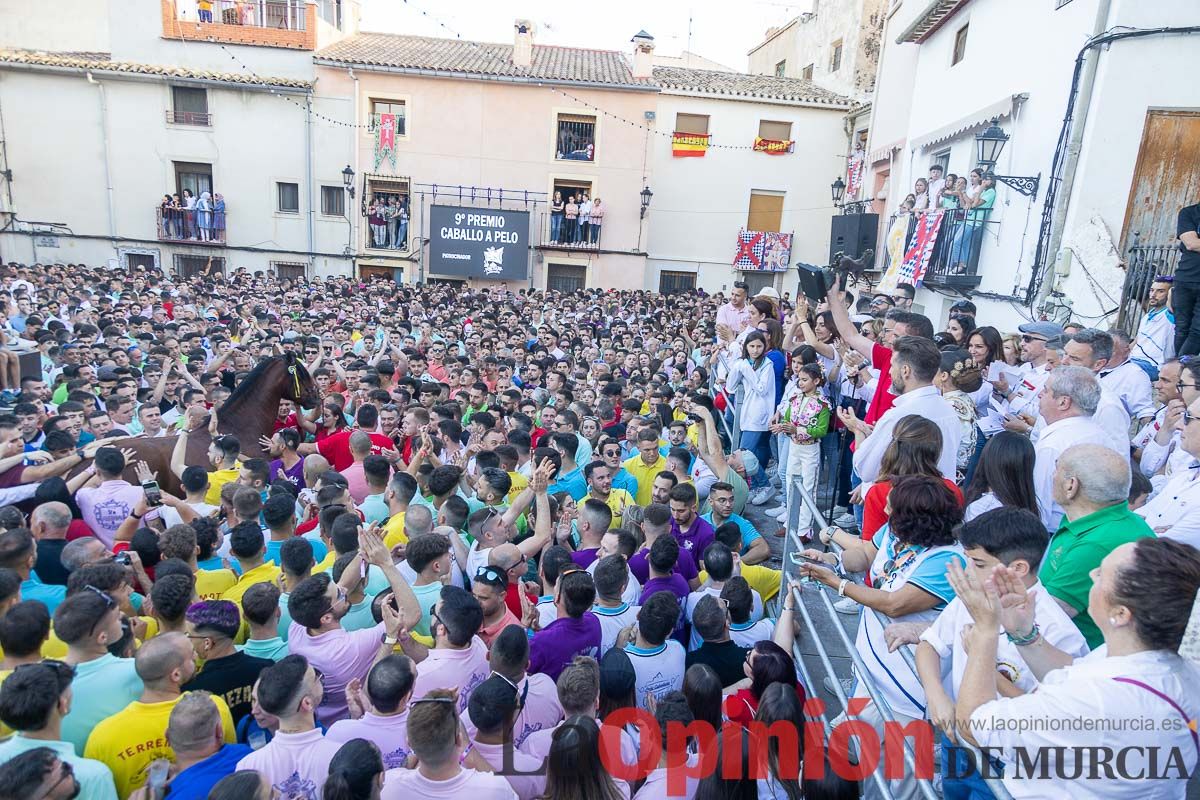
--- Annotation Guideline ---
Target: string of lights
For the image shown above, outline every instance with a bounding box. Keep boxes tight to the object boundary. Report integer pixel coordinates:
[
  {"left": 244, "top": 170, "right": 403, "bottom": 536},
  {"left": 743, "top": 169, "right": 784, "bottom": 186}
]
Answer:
[{"left": 197, "top": 0, "right": 792, "bottom": 150}]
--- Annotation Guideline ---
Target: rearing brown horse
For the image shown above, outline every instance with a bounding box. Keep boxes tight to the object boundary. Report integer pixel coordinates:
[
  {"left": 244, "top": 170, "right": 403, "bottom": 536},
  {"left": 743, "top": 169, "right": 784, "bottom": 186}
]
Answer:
[{"left": 87, "top": 352, "right": 320, "bottom": 495}]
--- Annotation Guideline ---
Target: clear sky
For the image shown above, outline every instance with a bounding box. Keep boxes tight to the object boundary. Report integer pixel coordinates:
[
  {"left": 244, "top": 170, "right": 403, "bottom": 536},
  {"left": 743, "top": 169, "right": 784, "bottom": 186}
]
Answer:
[{"left": 359, "top": 0, "right": 811, "bottom": 73}]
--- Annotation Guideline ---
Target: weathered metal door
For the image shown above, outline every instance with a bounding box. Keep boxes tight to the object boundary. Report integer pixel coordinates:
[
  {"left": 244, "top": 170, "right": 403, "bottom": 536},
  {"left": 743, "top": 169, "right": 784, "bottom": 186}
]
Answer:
[{"left": 1121, "top": 111, "right": 1200, "bottom": 250}]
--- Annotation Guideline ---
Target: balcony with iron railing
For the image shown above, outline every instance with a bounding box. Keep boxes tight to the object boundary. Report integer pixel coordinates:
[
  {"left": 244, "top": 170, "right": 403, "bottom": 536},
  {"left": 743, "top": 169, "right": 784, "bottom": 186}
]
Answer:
[
  {"left": 161, "top": 0, "right": 316, "bottom": 50},
  {"left": 880, "top": 208, "right": 997, "bottom": 290},
  {"left": 156, "top": 206, "right": 226, "bottom": 245},
  {"left": 165, "top": 110, "right": 212, "bottom": 126},
  {"left": 536, "top": 210, "right": 603, "bottom": 251}
]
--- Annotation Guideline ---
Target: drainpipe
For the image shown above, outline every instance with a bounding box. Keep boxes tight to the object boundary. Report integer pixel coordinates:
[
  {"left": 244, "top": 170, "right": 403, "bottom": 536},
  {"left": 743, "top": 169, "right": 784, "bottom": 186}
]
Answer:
[
  {"left": 1035, "top": 0, "right": 1112, "bottom": 311},
  {"left": 305, "top": 86, "right": 315, "bottom": 276},
  {"left": 348, "top": 66, "right": 359, "bottom": 280},
  {"left": 86, "top": 71, "right": 118, "bottom": 255}
]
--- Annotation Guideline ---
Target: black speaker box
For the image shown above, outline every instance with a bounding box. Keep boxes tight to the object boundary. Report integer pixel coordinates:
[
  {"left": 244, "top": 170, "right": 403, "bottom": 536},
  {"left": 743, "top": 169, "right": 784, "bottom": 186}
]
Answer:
[{"left": 829, "top": 213, "right": 879, "bottom": 263}]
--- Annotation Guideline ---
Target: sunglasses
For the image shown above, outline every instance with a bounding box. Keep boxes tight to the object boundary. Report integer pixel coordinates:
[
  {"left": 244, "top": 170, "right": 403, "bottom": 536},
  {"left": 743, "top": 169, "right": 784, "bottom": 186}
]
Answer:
[
  {"left": 1185, "top": 410, "right": 1199, "bottom": 426},
  {"left": 1020, "top": 335, "right": 1046, "bottom": 343},
  {"left": 474, "top": 565, "right": 508, "bottom": 586}
]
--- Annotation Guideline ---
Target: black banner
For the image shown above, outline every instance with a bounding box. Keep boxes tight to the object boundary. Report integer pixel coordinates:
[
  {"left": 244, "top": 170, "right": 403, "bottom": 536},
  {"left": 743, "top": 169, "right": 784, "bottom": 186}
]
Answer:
[{"left": 428, "top": 205, "right": 530, "bottom": 280}]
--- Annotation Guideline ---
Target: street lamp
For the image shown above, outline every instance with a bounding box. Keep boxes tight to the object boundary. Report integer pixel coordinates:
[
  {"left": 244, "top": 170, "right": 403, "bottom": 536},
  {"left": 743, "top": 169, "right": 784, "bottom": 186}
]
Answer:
[
  {"left": 640, "top": 185, "right": 654, "bottom": 219},
  {"left": 830, "top": 177, "right": 846, "bottom": 207},
  {"left": 974, "top": 117, "right": 1041, "bottom": 199},
  {"left": 341, "top": 165, "right": 355, "bottom": 256}
]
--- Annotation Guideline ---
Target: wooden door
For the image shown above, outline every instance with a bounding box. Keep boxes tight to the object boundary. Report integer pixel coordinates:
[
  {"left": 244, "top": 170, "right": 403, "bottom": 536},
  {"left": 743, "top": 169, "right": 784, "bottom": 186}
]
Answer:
[
  {"left": 1121, "top": 111, "right": 1200, "bottom": 249},
  {"left": 359, "top": 265, "right": 398, "bottom": 283}
]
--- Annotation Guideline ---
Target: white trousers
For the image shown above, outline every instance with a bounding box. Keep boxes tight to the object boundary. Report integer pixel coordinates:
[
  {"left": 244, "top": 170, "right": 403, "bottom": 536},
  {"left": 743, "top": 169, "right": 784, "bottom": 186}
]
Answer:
[{"left": 785, "top": 440, "right": 820, "bottom": 533}]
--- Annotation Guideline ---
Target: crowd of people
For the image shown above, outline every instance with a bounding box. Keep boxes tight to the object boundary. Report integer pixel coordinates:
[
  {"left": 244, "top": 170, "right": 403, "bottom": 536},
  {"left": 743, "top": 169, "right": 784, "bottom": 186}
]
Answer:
[{"left": 0, "top": 260, "right": 1196, "bottom": 800}]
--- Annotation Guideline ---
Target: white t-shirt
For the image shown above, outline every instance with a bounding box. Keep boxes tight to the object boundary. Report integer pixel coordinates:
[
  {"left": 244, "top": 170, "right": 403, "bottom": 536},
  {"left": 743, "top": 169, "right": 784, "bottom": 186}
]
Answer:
[
  {"left": 590, "top": 602, "right": 640, "bottom": 656},
  {"left": 684, "top": 585, "right": 764, "bottom": 651},
  {"left": 380, "top": 767, "right": 517, "bottom": 800},
  {"left": 921, "top": 580, "right": 1088, "bottom": 698},
  {"left": 730, "top": 618, "right": 776, "bottom": 649},
  {"left": 623, "top": 641, "right": 686, "bottom": 709}
]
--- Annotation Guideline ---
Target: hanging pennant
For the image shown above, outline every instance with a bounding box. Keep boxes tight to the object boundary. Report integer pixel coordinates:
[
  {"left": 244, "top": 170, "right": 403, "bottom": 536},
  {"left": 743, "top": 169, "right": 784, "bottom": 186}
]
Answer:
[
  {"left": 753, "top": 137, "right": 795, "bottom": 155},
  {"left": 672, "top": 132, "right": 710, "bottom": 157},
  {"left": 374, "top": 113, "right": 398, "bottom": 171}
]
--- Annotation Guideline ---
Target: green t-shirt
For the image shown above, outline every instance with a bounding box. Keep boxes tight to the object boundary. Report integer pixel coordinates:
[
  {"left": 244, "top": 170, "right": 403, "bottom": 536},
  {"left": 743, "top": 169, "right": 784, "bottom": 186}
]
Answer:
[{"left": 1039, "top": 502, "right": 1155, "bottom": 649}]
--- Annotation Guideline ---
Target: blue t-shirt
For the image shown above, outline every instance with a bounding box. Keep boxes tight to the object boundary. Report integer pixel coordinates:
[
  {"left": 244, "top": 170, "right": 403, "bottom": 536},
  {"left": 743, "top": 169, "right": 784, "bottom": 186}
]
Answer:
[
  {"left": 612, "top": 469, "right": 639, "bottom": 498},
  {"left": 265, "top": 536, "right": 328, "bottom": 567},
  {"left": 166, "top": 744, "right": 252, "bottom": 799},
  {"left": 700, "top": 512, "right": 762, "bottom": 553},
  {"left": 548, "top": 467, "right": 588, "bottom": 502},
  {"left": 870, "top": 525, "right": 963, "bottom": 608},
  {"left": 21, "top": 574, "right": 66, "bottom": 615}
]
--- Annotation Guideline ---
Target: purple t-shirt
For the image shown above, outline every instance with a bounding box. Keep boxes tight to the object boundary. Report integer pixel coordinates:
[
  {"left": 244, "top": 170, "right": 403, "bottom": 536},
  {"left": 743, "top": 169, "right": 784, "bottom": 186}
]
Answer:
[
  {"left": 671, "top": 515, "right": 716, "bottom": 559},
  {"left": 639, "top": 574, "right": 691, "bottom": 607},
  {"left": 529, "top": 613, "right": 601, "bottom": 681},
  {"left": 570, "top": 547, "right": 600, "bottom": 569},
  {"left": 270, "top": 457, "right": 306, "bottom": 489},
  {"left": 629, "top": 544, "right": 698, "bottom": 585}
]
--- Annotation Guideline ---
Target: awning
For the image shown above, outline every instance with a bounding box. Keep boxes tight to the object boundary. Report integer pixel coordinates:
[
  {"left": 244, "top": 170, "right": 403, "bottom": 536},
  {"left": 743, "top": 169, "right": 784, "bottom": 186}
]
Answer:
[
  {"left": 909, "top": 93, "right": 1027, "bottom": 151},
  {"left": 896, "top": 0, "right": 972, "bottom": 44},
  {"left": 868, "top": 138, "right": 904, "bottom": 164}
]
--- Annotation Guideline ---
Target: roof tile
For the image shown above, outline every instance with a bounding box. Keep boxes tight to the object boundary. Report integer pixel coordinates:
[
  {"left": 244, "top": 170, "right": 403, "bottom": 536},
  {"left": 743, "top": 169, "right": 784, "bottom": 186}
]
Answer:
[
  {"left": 0, "top": 49, "right": 310, "bottom": 89},
  {"left": 652, "top": 65, "right": 850, "bottom": 107},
  {"left": 316, "top": 32, "right": 653, "bottom": 88}
]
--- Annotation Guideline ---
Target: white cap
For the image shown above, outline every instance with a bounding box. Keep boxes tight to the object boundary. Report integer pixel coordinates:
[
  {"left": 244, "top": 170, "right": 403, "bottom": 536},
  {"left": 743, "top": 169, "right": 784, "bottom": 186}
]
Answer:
[{"left": 756, "top": 286, "right": 781, "bottom": 300}]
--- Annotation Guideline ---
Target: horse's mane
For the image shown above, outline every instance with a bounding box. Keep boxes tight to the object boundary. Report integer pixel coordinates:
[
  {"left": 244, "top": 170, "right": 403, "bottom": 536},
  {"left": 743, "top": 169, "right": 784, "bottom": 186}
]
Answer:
[{"left": 221, "top": 355, "right": 285, "bottom": 409}]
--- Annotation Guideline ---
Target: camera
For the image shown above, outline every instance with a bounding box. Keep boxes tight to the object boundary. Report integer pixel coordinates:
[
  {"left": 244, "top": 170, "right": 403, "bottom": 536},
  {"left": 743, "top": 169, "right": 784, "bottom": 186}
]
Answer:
[
  {"left": 795, "top": 250, "right": 875, "bottom": 303},
  {"left": 115, "top": 552, "right": 132, "bottom": 566}
]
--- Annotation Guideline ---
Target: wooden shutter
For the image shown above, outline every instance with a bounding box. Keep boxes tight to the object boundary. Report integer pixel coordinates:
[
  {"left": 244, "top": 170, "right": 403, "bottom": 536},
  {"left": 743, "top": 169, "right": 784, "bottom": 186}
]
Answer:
[{"left": 748, "top": 192, "right": 785, "bottom": 233}]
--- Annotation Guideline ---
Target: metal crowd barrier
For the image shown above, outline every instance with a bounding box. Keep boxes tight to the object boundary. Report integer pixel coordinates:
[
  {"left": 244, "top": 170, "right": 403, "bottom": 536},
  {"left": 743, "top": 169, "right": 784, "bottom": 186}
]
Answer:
[{"left": 781, "top": 473, "right": 1014, "bottom": 800}]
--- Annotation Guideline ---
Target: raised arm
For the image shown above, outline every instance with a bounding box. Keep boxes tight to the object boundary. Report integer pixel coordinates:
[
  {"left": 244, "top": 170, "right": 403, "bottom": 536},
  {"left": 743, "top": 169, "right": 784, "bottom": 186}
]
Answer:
[
  {"left": 824, "top": 285, "right": 873, "bottom": 359},
  {"left": 516, "top": 458, "right": 556, "bottom": 560},
  {"left": 360, "top": 522, "right": 421, "bottom": 624}
]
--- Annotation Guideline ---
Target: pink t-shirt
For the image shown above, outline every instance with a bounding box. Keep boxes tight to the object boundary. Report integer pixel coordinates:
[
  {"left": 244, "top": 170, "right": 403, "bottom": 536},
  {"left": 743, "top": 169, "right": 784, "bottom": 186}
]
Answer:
[
  {"left": 634, "top": 758, "right": 701, "bottom": 799},
  {"left": 472, "top": 740, "right": 546, "bottom": 800},
  {"left": 462, "top": 672, "right": 564, "bottom": 748},
  {"left": 236, "top": 728, "right": 342, "bottom": 798},
  {"left": 326, "top": 710, "right": 410, "bottom": 769},
  {"left": 380, "top": 767, "right": 517, "bottom": 800},
  {"left": 520, "top": 720, "right": 639, "bottom": 781},
  {"left": 288, "top": 621, "right": 385, "bottom": 726},
  {"left": 76, "top": 479, "right": 143, "bottom": 548},
  {"left": 342, "top": 461, "right": 371, "bottom": 503},
  {"left": 410, "top": 636, "right": 491, "bottom": 714}
]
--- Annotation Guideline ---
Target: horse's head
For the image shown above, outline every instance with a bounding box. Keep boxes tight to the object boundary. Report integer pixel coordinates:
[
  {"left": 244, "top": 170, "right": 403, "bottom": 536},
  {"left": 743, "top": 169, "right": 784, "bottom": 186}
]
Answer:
[{"left": 281, "top": 351, "right": 320, "bottom": 410}]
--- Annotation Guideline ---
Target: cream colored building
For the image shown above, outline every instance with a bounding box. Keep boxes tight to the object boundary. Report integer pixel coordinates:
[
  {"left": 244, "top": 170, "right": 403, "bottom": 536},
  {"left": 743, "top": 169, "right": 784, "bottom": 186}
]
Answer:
[
  {"left": 313, "top": 23, "right": 658, "bottom": 290},
  {"left": 646, "top": 67, "right": 851, "bottom": 294},
  {"left": 0, "top": 0, "right": 358, "bottom": 278},
  {"left": 746, "top": 0, "right": 886, "bottom": 103}
]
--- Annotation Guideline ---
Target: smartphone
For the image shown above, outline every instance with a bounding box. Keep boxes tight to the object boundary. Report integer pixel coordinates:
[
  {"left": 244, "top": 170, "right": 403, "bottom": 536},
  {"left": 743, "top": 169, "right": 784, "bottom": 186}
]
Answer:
[
  {"left": 142, "top": 480, "right": 163, "bottom": 507},
  {"left": 147, "top": 758, "right": 170, "bottom": 800}
]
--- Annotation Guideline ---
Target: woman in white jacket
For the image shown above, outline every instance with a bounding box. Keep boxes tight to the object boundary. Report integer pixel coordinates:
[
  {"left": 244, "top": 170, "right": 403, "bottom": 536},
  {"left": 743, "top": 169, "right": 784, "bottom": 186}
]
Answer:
[{"left": 725, "top": 330, "right": 776, "bottom": 496}]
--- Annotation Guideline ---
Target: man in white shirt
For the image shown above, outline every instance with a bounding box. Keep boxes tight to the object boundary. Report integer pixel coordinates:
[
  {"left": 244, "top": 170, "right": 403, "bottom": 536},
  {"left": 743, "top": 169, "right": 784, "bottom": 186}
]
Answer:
[
  {"left": 1100, "top": 329, "right": 1155, "bottom": 425},
  {"left": 1061, "top": 328, "right": 1133, "bottom": 438},
  {"left": 1131, "top": 277, "right": 1175, "bottom": 378},
  {"left": 1033, "top": 367, "right": 1129, "bottom": 529},
  {"left": 1135, "top": 394, "right": 1200, "bottom": 547},
  {"left": 615, "top": 592, "right": 686, "bottom": 709},
  {"left": 851, "top": 336, "right": 962, "bottom": 482}
]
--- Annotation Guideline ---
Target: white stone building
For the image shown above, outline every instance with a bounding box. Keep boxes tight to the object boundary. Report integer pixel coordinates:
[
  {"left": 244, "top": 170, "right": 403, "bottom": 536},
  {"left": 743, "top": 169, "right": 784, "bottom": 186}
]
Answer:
[
  {"left": 862, "top": 0, "right": 1200, "bottom": 330},
  {"left": 646, "top": 67, "right": 851, "bottom": 294},
  {"left": 0, "top": 0, "right": 356, "bottom": 278}
]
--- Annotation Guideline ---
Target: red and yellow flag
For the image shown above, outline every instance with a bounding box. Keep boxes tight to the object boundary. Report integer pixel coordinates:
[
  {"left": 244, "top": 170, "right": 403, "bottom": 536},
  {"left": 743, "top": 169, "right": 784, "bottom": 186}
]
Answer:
[
  {"left": 753, "top": 137, "right": 794, "bottom": 155},
  {"left": 672, "top": 132, "right": 710, "bottom": 157}
]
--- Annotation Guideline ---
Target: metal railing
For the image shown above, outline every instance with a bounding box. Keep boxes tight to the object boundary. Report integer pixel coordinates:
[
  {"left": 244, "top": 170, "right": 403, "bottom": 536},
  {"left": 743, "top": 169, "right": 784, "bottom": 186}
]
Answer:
[
  {"left": 781, "top": 473, "right": 1015, "bottom": 800},
  {"left": 156, "top": 206, "right": 226, "bottom": 245},
  {"left": 185, "top": 0, "right": 307, "bottom": 30},
  {"left": 555, "top": 120, "right": 596, "bottom": 162},
  {"left": 538, "top": 210, "right": 603, "bottom": 250},
  {"left": 165, "top": 110, "right": 211, "bottom": 125},
  {"left": 1117, "top": 234, "right": 1181, "bottom": 336},
  {"left": 880, "top": 208, "right": 998, "bottom": 288}
]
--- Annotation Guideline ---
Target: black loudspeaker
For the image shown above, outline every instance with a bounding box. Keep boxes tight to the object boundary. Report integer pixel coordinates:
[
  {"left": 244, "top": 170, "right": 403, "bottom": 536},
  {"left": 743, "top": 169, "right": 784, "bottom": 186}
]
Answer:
[{"left": 829, "top": 213, "right": 879, "bottom": 263}]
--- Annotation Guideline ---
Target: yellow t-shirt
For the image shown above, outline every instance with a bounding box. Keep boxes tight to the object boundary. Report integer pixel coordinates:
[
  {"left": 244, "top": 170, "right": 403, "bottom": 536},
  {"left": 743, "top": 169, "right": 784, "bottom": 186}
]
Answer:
[
  {"left": 383, "top": 512, "right": 408, "bottom": 551},
  {"left": 582, "top": 489, "right": 636, "bottom": 529},
  {"left": 622, "top": 454, "right": 668, "bottom": 507},
  {"left": 506, "top": 471, "right": 530, "bottom": 506},
  {"left": 0, "top": 669, "right": 10, "bottom": 739},
  {"left": 195, "top": 568, "right": 237, "bottom": 601},
  {"left": 220, "top": 561, "right": 281, "bottom": 608},
  {"left": 84, "top": 692, "right": 235, "bottom": 798},
  {"left": 699, "top": 563, "right": 781, "bottom": 603},
  {"left": 204, "top": 465, "right": 241, "bottom": 506},
  {"left": 314, "top": 550, "right": 337, "bottom": 574}
]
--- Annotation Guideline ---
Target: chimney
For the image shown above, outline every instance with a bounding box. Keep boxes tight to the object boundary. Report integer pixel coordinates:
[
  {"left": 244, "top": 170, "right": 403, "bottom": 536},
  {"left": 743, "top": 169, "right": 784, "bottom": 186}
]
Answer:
[
  {"left": 631, "top": 30, "right": 655, "bottom": 79},
  {"left": 513, "top": 20, "right": 535, "bottom": 68}
]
